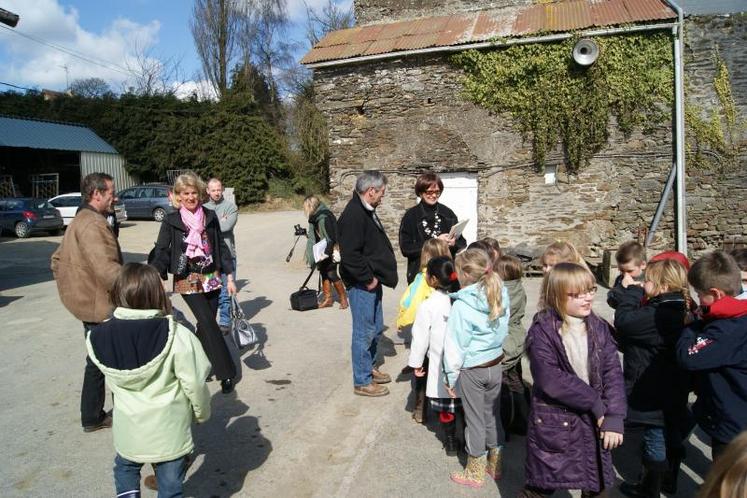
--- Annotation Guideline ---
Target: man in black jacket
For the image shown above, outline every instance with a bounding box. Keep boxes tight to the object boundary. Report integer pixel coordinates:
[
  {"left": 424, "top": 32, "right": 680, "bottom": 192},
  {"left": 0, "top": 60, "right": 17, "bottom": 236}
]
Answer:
[{"left": 338, "top": 171, "right": 398, "bottom": 397}]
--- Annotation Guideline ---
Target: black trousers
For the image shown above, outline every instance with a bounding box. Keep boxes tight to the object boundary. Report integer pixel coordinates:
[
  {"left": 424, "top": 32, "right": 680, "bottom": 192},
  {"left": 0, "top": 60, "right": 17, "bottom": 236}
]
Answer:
[
  {"left": 82, "top": 323, "right": 107, "bottom": 427},
  {"left": 317, "top": 258, "right": 340, "bottom": 283},
  {"left": 182, "top": 290, "right": 236, "bottom": 381}
]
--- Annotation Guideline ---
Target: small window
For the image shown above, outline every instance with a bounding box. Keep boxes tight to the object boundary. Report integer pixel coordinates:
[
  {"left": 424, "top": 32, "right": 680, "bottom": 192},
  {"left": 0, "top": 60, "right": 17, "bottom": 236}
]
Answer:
[
  {"left": 139, "top": 188, "right": 154, "bottom": 198},
  {"left": 156, "top": 188, "right": 169, "bottom": 198},
  {"left": 119, "top": 189, "right": 136, "bottom": 199}
]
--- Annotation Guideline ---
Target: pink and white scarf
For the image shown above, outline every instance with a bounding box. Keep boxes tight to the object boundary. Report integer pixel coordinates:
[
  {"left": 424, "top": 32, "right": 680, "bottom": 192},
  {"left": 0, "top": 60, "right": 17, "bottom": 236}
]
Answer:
[{"left": 180, "top": 205, "right": 206, "bottom": 258}]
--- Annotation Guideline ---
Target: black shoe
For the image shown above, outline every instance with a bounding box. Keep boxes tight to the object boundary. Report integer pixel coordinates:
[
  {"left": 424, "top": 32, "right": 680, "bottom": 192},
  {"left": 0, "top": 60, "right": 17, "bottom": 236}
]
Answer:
[
  {"left": 443, "top": 420, "right": 458, "bottom": 456},
  {"left": 221, "top": 378, "right": 235, "bottom": 394},
  {"left": 83, "top": 412, "right": 113, "bottom": 433}
]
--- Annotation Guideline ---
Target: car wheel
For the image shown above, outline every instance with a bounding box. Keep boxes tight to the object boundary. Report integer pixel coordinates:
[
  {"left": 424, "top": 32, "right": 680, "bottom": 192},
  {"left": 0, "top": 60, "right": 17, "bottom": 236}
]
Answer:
[
  {"left": 15, "top": 222, "right": 30, "bottom": 238},
  {"left": 153, "top": 207, "right": 166, "bottom": 222}
]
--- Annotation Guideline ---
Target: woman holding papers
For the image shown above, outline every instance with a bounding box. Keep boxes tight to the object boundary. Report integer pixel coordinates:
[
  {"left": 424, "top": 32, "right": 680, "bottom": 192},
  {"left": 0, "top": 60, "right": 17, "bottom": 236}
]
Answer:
[
  {"left": 304, "top": 195, "right": 348, "bottom": 309},
  {"left": 399, "top": 172, "right": 468, "bottom": 284}
]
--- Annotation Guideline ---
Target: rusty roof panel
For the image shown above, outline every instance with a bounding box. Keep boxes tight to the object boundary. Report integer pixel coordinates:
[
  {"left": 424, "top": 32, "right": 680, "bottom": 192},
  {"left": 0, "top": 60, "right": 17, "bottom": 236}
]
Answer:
[
  {"left": 315, "top": 27, "right": 360, "bottom": 48},
  {"left": 363, "top": 38, "right": 399, "bottom": 56},
  {"left": 350, "top": 24, "right": 384, "bottom": 44},
  {"left": 591, "top": 0, "right": 633, "bottom": 26},
  {"left": 624, "top": 0, "right": 676, "bottom": 21},
  {"left": 395, "top": 32, "right": 441, "bottom": 51},
  {"left": 437, "top": 15, "right": 475, "bottom": 45},
  {"left": 513, "top": 4, "right": 545, "bottom": 36},
  {"left": 548, "top": 1, "right": 593, "bottom": 31},
  {"left": 471, "top": 10, "right": 516, "bottom": 42},
  {"left": 301, "top": 0, "right": 677, "bottom": 65}
]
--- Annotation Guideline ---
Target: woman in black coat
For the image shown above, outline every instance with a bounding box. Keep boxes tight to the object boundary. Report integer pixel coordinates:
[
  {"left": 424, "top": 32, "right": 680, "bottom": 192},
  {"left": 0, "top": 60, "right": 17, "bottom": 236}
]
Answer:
[
  {"left": 398, "top": 172, "right": 467, "bottom": 284},
  {"left": 149, "top": 173, "right": 237, "bottom": 394}
]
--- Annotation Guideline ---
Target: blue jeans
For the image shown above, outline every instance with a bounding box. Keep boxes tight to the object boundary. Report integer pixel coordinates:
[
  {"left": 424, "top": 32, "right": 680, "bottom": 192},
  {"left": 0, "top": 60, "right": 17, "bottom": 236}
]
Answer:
[
  {"left": 218, "top": 257, "right": 237, "bottom": 327},
  {"left": 642, "top": 426, "right": 666, "bottom": 463},
  {"left": 348, "top": 284, "right": 384, "bottom": 387},
  {"left": 114, "top": 454, "right": 187, "bottom": 498}
]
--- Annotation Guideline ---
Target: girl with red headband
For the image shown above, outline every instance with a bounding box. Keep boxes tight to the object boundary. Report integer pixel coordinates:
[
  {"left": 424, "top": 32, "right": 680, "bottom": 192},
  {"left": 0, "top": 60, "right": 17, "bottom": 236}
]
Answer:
[{"left": 407, "top": 256, "right": 461, "bottom": 456}]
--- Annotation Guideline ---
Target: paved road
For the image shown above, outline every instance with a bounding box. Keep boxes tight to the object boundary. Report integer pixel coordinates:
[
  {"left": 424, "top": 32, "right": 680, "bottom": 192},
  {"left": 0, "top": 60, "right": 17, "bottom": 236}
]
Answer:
[{"left": 0, "top": 213, "right": 712, "bottom": 497}]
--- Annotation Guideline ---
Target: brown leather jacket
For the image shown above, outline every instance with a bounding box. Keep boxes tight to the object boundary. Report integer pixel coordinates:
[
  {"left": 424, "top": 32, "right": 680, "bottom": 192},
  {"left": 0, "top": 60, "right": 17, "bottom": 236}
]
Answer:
[{"left": 51, "top": 205, "right": 123, "bottom": 323}]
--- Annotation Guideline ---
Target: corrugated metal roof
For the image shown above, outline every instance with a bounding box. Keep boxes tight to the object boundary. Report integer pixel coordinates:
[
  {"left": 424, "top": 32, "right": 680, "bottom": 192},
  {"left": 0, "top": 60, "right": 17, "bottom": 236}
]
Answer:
[
  {"left": 0, "top": 115, "right": 118, "bottom": 154},
  {"left": 300, "top": 0, "right": 676, "bottom": 65}
]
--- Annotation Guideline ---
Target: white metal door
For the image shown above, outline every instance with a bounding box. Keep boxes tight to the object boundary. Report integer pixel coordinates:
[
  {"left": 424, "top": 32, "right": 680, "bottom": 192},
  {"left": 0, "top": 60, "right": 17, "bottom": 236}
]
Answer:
[{"left": 439, "top": 173, "right": 478, "bottom": 245}]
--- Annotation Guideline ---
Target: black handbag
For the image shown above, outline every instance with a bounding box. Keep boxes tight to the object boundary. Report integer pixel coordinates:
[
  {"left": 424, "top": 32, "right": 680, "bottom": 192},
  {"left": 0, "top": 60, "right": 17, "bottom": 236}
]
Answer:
[{"left": 290, "top": 267, "right": 319, "bottom": 311}]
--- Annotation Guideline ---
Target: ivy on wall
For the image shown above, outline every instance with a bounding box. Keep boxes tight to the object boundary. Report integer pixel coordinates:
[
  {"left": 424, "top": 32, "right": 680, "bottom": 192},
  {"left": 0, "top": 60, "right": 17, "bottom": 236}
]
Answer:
[
  {"left": 685, "top": 55, "right": 745, "bottom": 174},
  {"left": 452, "top": 33, "right": 674, "bottom": 173}
]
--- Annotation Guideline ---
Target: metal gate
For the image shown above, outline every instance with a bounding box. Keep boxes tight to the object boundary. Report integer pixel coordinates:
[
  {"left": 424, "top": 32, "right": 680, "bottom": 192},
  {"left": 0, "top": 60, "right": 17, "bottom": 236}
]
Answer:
[
  {"left": 31, "top": 173, "right": 59, "bottom": 199},
  {"left": 166, "top": 169, "right": 195, "bottom": 185},
  {"left": 0, "top": 175, "right": 17, "bottom": 197}
]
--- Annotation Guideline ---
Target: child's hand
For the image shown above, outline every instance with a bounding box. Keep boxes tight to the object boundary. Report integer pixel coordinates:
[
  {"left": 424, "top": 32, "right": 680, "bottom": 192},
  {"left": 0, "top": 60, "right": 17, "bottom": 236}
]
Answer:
[
  {"left": 446, "top": 386, "right": 457, "bottom": 399},
  {"left": 414, "top": 367, "right": 426, "bottom": 377},
  {"left": 621, "top": 273, "right": 641, "bottom": 289},
  {"left": 600, "top": 431, "right": 623, "bottom": 450}
]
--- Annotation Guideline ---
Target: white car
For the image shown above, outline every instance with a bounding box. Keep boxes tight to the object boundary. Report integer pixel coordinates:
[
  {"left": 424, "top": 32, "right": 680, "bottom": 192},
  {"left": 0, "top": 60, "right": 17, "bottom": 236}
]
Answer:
[{"left": 49, "top": 192, "right": 127, "bottom": 226}]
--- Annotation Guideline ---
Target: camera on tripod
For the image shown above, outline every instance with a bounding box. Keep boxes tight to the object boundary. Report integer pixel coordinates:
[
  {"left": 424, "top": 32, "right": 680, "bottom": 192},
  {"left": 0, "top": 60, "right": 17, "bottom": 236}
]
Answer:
[{"left": 293, "top": 224, "right": 307, "bottom": 237}]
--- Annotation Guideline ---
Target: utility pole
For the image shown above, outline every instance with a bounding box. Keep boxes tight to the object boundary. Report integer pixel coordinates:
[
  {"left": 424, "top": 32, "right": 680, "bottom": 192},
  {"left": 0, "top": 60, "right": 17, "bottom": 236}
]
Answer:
[{"left": 60, "top": 64, "right": 70, "bottom": 90}]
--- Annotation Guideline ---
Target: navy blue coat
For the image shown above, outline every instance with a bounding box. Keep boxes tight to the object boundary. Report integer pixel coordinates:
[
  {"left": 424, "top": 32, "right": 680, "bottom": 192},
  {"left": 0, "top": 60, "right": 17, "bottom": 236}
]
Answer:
[{"left": 676, "top": 299, "right": 747, "bottom": 444}]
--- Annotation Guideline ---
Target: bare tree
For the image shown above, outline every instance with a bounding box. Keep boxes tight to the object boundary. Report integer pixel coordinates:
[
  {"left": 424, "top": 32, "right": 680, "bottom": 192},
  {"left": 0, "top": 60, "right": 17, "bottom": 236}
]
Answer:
[
  {"left": 124, "top": 44, "right": 186, "bottom": 96},
  {"left": 69, "top": 77, "right": 112, "bottom": 98},
  {"left": 191, "top": 0, "right": 242, "bottom": 99},
  {"left": 304, "top": 0, "right": 354, "bottom": 47}
]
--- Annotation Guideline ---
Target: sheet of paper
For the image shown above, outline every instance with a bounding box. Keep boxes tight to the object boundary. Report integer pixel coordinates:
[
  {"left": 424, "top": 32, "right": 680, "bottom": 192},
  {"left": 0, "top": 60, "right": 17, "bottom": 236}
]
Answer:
[
  {"left": 313, "top": 239, "right": 328, "bottom": 263},
  {"left": 448, "top": 219, "right": 469, "bottom": 240}
]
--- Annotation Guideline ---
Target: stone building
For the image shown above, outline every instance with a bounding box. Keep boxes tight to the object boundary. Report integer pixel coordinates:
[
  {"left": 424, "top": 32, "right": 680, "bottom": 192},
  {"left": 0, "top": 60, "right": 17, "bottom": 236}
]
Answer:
[{"left": 302, "top": 0, "right": 746, "bottom": 260}]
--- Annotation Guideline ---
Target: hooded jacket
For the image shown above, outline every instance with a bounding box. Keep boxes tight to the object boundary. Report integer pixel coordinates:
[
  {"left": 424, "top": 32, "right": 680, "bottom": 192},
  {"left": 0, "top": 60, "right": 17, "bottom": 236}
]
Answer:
[
  {"left": 86, "top": 308, "right": 212, "bottom": 463},
  {"left": 676, "top": 296, "right": 747, "bottom": 444},
  {"left": 613, "top": 286, "right": 690, "bottom": 427},
  {"left": 500, "top": 279, "right": 528, "bottom": 370},
  {"left": 443, "top": 283, "right": 510, "bottom": 386},
  {"left": 525, "top": 309, "right": 626, "bottom": 492}
]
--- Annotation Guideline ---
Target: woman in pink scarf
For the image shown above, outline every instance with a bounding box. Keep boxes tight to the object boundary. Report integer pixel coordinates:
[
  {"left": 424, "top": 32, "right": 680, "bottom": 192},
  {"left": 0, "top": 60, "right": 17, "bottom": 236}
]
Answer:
[{"left": 149, "top": 173, "right": 237, "bottom": 393}]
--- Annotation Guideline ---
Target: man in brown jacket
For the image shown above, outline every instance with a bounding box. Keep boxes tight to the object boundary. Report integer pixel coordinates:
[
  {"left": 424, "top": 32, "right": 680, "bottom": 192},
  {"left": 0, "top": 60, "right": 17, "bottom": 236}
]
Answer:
[{"left": 51, "top": 172, "right": 122, "bottom": 432}]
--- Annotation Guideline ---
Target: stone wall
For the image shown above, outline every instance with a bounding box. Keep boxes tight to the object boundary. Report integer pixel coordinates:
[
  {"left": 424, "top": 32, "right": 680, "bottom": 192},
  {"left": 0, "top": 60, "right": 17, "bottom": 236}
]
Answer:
[
  {"left": 313, "top": 15, "right": 746, "bottom": 259},
  {"left": 354, "top": 0, "right": 531, "bottom": 25}
]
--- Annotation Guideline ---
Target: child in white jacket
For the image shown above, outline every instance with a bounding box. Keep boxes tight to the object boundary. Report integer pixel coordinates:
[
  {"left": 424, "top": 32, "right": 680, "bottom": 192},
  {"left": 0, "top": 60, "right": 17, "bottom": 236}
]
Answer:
[{"left": 408, "top": 256, "right": 461, "bottom": 455}]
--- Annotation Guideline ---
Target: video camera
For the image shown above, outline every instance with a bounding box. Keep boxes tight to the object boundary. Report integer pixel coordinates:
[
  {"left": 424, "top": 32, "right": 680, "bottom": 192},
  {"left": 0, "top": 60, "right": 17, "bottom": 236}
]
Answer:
[{"left": 293, "top": 224, "right": 307, "bottom": 237}]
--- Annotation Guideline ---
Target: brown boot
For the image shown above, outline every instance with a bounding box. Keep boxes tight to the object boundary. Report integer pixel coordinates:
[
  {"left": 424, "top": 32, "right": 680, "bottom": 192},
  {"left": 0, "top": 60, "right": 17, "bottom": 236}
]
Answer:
[
  {"left": 333, "top": 280, "right": 348, "bottom": 309},
  {"left": 450, "top": 455, "right": 486, "bottom": 488},
  {"left": 486, "top": 446, "right": 502, "bottom": 480},
  {"left": 319, "top": 280, "right": 334, "bottom": 308}
]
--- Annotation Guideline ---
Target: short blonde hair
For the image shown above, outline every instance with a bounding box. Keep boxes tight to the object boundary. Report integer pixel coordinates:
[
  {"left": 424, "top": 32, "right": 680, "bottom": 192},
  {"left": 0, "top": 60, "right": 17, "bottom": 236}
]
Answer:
[
  {"left": 699, "top": 431, "right": 747, "bottom": 498},
  {"left": 420, "top": 238, "right": 450, "bottom": 269},
  {"left": 303, "top": 195, "right": 321, "bottom": 219},
  {"left": 541, "top": 262, "right": 596, "bottom": 328},
  {"left": 541, "top": 241, "right": 589, "bottom": 271},
  {"left": 645, "top": 259, "right": 690, "bottom": 300},
  {"left": 455, "top": 248, "right": 504, "bottom": 320},
  {"left": 172, "top": 172, "right": 207, "bottom": 208}
]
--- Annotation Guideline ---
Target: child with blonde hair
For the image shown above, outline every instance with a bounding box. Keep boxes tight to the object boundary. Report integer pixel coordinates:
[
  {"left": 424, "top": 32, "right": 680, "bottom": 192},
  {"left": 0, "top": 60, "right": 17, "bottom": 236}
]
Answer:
[
  {"left": 520, "top": 263, "right": 625, "bottom": 497},
  {"left": 698, "top": 430, "right": 747, "bottom": 498},
  {"left": 540, "top": 240, "right": 589, "bottom": 274},
  {"left": 398, "top": 237, "right": 450, "bottom": 423},
  {"left": 614, "top": 258, "right": 692, "bottom": 496},
  {"left": 443, "top": 248, "right": 510, "bottom": 488}
]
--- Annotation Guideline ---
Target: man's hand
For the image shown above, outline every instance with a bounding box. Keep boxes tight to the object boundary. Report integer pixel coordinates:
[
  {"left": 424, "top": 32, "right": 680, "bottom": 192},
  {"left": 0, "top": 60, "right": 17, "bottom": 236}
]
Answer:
[
  {"left": 366, "top": 277, "right": 379, "bottom": 291},
  {"left": 413, "top": 367, "right": 426, "bottom": 378},
  {"left": 438, "top": 233, "right": 456, "bottom": 247}
]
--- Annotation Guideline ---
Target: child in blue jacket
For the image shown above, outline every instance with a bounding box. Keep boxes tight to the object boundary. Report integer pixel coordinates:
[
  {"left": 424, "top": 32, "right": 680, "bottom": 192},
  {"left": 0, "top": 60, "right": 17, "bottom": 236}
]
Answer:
[
  {"left": 676, "top": 251, "right": 747, "bottom": 460},
  {"left": 443, "top": 248, "right": 509, "bottom": 488}
]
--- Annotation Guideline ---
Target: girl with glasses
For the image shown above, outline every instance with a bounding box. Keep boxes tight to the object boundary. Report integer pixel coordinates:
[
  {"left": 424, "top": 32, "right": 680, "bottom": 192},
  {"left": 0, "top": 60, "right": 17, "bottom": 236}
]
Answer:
[{"left": 519, "top": 263, "right": 625, "bottom": 498}]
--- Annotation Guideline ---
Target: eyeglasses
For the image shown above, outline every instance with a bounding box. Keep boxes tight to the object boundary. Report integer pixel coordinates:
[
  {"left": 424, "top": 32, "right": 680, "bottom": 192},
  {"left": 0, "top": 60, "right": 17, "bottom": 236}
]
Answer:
[
  {"left": 567, "top": 286, "right": 598, "bottom": 299},
  {"left": 423, "top": 189, "right": 442, "bottom": 196}
]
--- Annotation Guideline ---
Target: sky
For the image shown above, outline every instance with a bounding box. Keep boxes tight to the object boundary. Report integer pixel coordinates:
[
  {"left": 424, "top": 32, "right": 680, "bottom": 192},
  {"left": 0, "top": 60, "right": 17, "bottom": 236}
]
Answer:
[
  {"left": 0, "top": 0, "right": 743, "bottom": 98},
  {"left": 0, "top": 0, "right": 352, "bottom": 98}
]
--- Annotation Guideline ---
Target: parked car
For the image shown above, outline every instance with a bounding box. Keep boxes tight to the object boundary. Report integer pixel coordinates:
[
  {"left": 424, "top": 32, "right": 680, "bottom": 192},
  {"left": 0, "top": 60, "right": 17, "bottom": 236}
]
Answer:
[
  {"left": 0, "top": 198, "right": 64, "bottom": 238},
  {"left": 49, "top": 192, "right": 127, "bottom": 226},
  {"left": 117, "top": 184, "right": 172, "bottom": 221}
]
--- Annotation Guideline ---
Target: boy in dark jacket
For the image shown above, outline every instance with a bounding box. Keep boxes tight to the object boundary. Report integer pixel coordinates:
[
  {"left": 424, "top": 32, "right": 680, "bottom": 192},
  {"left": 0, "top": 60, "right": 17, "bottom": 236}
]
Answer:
[
  {"left": 607, "top": 241, "right": 646, "bottom": 310},
  {"left": 676, "top": 251, "right": 747, "bottom": 461}
]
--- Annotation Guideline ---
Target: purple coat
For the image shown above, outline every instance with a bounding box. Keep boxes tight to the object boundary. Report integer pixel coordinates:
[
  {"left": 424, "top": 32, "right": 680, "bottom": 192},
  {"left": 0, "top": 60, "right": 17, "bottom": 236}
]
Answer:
[{"left": 525, "top": 310, "right": 626, "bottom": 492}]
